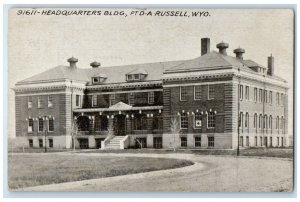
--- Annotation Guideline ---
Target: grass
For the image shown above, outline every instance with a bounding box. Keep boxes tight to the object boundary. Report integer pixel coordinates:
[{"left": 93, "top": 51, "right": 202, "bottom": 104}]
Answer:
[
  {"left": 8, "top": 153, "right": 193, "bottom": 189},
  {"left": 80, "top": 147, "right": 293, "bottom": 159}
]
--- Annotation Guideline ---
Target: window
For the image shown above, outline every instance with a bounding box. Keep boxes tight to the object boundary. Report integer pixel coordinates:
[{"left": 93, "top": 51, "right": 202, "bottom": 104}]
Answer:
[
  {"left": 281, "top": 137, "right": 284, "bottom": 147},
  {"left": 281, "top": 93, "right": 284, "bottom": 105},
  {"left": 208, "top": 137, "right": 214, "bottom": 148},
  {"left": 92, "top": 95, "right": 97, "bottom": 107},
  {"left": 270, "top": 137, "right": 273, "bottom": 147},
  {"left": 276, "top": 92, "right": 280, "bottom": 105},
  {"left": 280, "top": 116, "right": 284, "bottom": 130},
  {"left": 269, "top": 115, "right": 272, "bottom": 130},
  {"left": 239, "top": 85, "right": 243, "bottom": 100},
  {"left": 207, "top": 111, "right": 216, "bottom": 128},
  {"left": 134, "top": 74, "right": 140, "bottom": 80},
  {"left": 48, "top": 139, "right": 53, "bottom": 148},
  {"left": 259, "top": 89, "right": 263, "bottom": 103},
  {"left": 240, "top": 136, "right": 244, "bottom": 147},
  {"left": 195, "top": 137, "right": 201, "bottom": 147},
  {"left": 194, "top": 86, "right": 202, "bottom": 100},
  {"left": 39, "top": 139, "right": 43, "bottom": 148},
  {"left": 208, "top": 85, "right": 215, "bottom": 100},
  {"left": 259, "top": 114, "right": 262, "bottom": 128},
  {"left": 194, "top": 113, "right": 202, "bottom": 129},
  {"left": 48, "top": 95, "right": 53, "bottom": 108},
  {"left": 255, "top": 136, "right": 258, "bottom": 146},
  {"left": 128, "top": 93, "right": 135, "bottom": 105},
  {"left": 180, "top": 113, "right": 188, "bottom": 129},
  {"left": 254, "top": 113, "right": 257, "bottom": 129},
  {"left": 28, "top": 96, "right": 32, "bottom": 109},
  {"left": 263, "top": 115, "right": 268, "bottom": 129},
  {"left": 260, "top": 136, "right": 263, "bottom": 146},
  {"left": 28, "top": 139, "right": 33, "bottom": 148},
  {"left": 180, "top": 137, "right": 187, "bottom": 147},
  {"left": 148, "top": 92, "right": 155, "bottom": 104},
  {"left": 246, "top": 136, "right": 249, "bottom": 147},
  {"left": 245, "top": 86, "right": 249, "bottom": 100},
  {"left": 254, "top": 88, "right": 258, "bottom": 102},
  {"left": 264, "top": 90, "right": 268, "bottom": 103},
  {"left": 277, "top": 137, "right": 279, "bottom": 147},
  {"left": 28, "top": 118, "right": 34, "bottom": 132},
  {"left": 38, "top": 118, "right": 43, "bottom": 132},
  {"left": 109, "top": 94, "right": 115, "bottom": 106},
  {"left": 93, "top": 77, "right": 100, "bottom": 83},
  {"left": 127, "top": 75, "right": 133, "bottom": 80},
  {"left": 48, "top": 118, "right": 54, "bottom": 132},
  {"left": 38, "top": 96, "right": 43, "bottom": 108},
  {"left": 269, "top": 91, "right": 273, "bottom": 104},
  {"left": 76, "top": 95, "right": 81, "bottom": 107},
  {"left": 180, "top": 86, "right": 188, "bottom": 101},
  {"left": 275, "top": 116, "right": 279, "bottom": 129},
  {"left": 239, "top": 112, "right": 243, "bottom": 128},
  {"left": 153, "top": 137, "right": 162, "bottom": 149},
  {"left": 245, "top": 113, "right": 249, "bottom": 128}
]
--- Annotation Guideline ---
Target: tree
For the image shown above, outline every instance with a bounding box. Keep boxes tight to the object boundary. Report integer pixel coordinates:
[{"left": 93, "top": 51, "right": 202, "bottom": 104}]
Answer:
[
  {"left": 71, "top": 120, "right": 79, "bottom": 151},
  {"left": 170, "top": 116, "right": 181, "bottom": 151}
]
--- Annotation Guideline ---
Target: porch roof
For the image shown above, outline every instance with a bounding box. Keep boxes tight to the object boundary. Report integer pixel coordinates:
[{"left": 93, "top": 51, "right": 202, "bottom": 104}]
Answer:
[{"left": 73, "top": 106, "right": 163, "bottom": 113}]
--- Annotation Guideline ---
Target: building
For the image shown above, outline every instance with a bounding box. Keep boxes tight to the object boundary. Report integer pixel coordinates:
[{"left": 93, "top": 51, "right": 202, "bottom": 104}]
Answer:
[{"left": 13, "top": 38, "right": 289, "bottom": 149}]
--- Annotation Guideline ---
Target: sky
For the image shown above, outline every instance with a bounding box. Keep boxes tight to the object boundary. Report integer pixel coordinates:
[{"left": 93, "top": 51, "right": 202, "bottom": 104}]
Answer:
[{"left": 8, "top": 8, "right": 294, "bottom": 137}]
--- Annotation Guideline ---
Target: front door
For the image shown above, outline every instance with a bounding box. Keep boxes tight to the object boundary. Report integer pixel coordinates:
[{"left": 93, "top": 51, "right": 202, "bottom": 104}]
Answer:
[{"left": 114, "top": 114, "right": 126, "bottom": 136}]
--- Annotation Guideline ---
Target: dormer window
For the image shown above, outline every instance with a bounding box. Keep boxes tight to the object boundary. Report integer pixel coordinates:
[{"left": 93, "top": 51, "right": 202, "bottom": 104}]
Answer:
[
  {"left": 126, "top": 68, "right": 148, "bottom": 82},
  {"left": 92, "top": 74, "right": 107, "bottom": 84}
]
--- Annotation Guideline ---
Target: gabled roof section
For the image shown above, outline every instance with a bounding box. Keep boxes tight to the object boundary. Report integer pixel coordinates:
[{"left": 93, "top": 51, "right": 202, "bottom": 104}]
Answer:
[
  {"left": 126, "top": 67, "right": 148, "bottom": 75},
  {"left": 165, "top": 51, "right": 248, "bottom": 73},
  {"left": 109, "top": 102, "right": 132, "bottom": 110},
  {"left": 16, "top": 66, "right": 90, "bottom": 85}
]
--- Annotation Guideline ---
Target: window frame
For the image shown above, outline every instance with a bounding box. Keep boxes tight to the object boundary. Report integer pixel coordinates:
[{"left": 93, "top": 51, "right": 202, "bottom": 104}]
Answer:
[
  {"left": 195, "top": 136, "right": 201, "bottom": 147},
  {"left": 180, "top": 113, "right": 188, "bottom": 129},
  {"left": 28, "top": 139, "right": 33, "bottom": 148},
  {"left": 38, "top": 118, "right": 44, "bottom": 132},
  {"left": 208, "top": 136, "right": 214, "bottom": 148},
  {"left": 38, "top": 96, "right": 42, "bottom": 108},
  {"left": 38, "top": 139, "right": 43, "bottom": 148},
  {"left": 239, "top": 85, "right": 243, "bottom": 100},
  {"left": 148, "top": 91, "right": 155, "bottom": 104},
  {"left": 180, "top": 86, "right": 188, "bottom": 101},
  {"left": 245, "top": 86, "right": 249, "bottom": 100},
  {"left": 48, "top": 118, "right": 54, "bottom": 132},
  {"left": 194, "top": 85, "right": 202, "bottom": 100},
  {"left": 76, "top": 95, "right": 81, "bottom": 107},
  {"left": 28, "top": 118, "right": 34, "bottom": 133},
  {"left": 28, "top": 96, "right": 32, "bottom": 109},
  {"left": 48, "top": 139, "right": 53, "bottom": 148},
  {"left": 208, "top": 85, "right": 215, "bottom": 100},
  {"left": 269, "top": 91, "right": 273, "bottom": 104},
  {"left": 207, "top": 111, "right": 216, "bottom": 128},
  {"left": 180, "top": 137, "right": 187, "bottom": 148},
  {"left": 194, "top": 113, "right": 202, "bottom": 129},
  {"left": 92, "top": 95, "right": 98, "bottom": 107},
  {"left": 254, "top": 88, "right": 258, "bottom": 102}
]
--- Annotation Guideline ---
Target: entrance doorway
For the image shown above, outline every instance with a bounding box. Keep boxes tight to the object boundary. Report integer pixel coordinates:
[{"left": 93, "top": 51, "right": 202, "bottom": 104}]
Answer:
[{"left": 113, "top": 114, "right": 126, "bottom": 136}]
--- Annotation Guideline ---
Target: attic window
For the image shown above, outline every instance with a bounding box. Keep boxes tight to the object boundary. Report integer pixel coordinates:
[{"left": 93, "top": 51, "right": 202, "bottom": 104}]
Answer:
[
  {"left": 126, "top": 74, "right": 146, "bottom": 81},
  {"left": 92, "top": 76, "right": 106, "bottom": 84}
]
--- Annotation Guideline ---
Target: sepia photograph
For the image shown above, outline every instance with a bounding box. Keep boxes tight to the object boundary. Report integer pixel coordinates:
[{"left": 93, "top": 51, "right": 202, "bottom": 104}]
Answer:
[{"left": 6, "top": 7, "right": 294, "bottom": 193}]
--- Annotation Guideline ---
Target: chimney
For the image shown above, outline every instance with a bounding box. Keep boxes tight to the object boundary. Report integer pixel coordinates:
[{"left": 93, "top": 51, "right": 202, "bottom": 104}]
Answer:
[
  {"left": 201, "top": 38, "right": 210, "bottom": 56},
  {"left": 90, "top": 61, "right": 101, "bottom": 68},
  {"left": 216, "top": 42, "right": 229, "bottom": 55},
  {"left": 233, "top": 48, "right": 245, "bottom": 60},
  {"left": 67, "top": 57, "right": 78, "bottom": 68},
  {"left": 267, "top": 54, "right": 274, "bottom": 76}
]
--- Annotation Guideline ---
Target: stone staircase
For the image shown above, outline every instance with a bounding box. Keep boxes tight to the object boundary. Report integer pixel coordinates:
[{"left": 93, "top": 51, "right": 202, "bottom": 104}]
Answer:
[{"left": 105, "top": 136, "right": 125, "bottom": 149}]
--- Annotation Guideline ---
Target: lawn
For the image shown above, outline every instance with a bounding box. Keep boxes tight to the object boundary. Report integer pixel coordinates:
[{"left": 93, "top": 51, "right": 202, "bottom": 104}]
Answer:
[
  {"left": 81, "top": 148, "right": 293, "bottom": 159},
  {"left": 8, "top": 153, "right": 193, "bottom": 189}
]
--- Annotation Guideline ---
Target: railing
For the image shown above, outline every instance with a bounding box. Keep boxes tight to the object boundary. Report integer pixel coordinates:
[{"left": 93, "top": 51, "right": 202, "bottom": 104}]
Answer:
[{"left": 120, "top": 135, "right": 129, "bottom": 149}]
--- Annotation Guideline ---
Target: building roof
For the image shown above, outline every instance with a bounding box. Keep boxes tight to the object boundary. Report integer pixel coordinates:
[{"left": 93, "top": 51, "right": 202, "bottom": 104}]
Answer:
[{"left": 16, "top": 51, "right": 284, "bottom": 86}]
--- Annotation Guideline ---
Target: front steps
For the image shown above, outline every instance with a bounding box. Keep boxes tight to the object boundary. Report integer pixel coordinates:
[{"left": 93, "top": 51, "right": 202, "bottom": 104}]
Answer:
[{"left": 105, "top": 136, "right": 125, "bottom": 149}]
